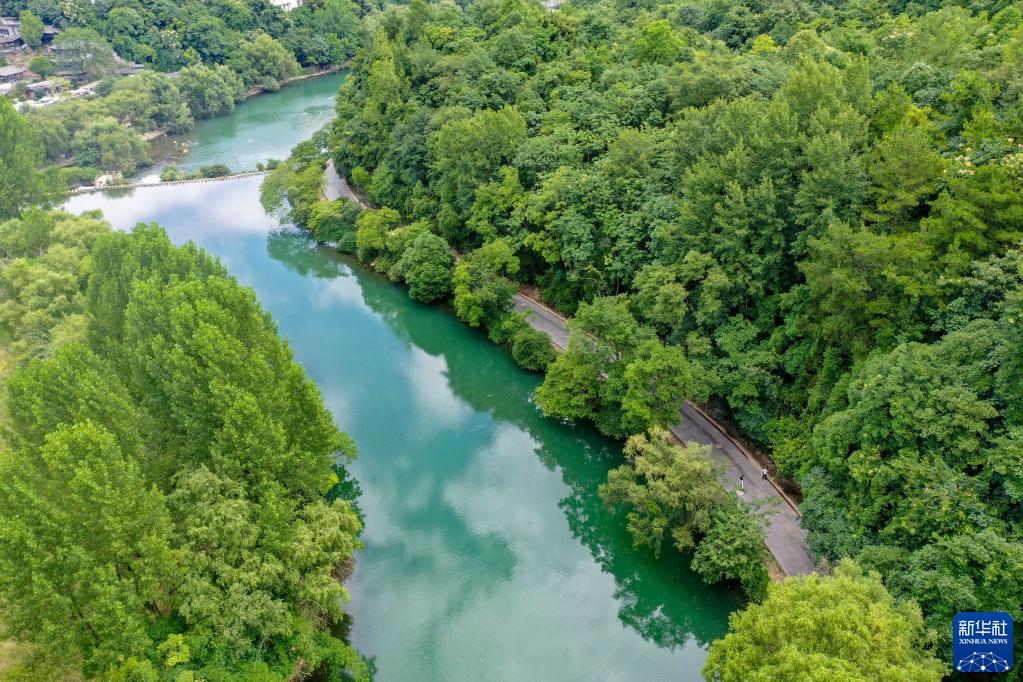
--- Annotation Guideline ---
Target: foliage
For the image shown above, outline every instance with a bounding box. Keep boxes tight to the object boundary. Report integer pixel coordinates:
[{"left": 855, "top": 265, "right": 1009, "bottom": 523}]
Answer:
[
  {"left": 28, "top": 55, "right": 54, "bottom": 78},
  {"left": 601, "top": 430, "right": 724, "bottom": 557},
  {"left": 71, "top": 116, "right": 150, "bottom": 173},
  {"left": 18, "top": 0, "right": 366, "bottom": 176},
  {"left": 354, "top": 206, "right": 400, "bottom": 264},
  {"left": 197, "top": 163, "right": 231, "bottom": 178},
  {"left": 600, "top": 429, "right": 767, "bottom": 597},
  {"left": 0, "top": 99, "right": 63, "bottom": 220},
  {"left": 308, "top": 198, "right": 364, "bottom": 247},
  {"left": 537, "top": 296, "right": 707, "bottom": 437},
  {"left": 509, "top": 317, "right": 555, "bottom": 371},
  {"left": 0, "top": 421, "right": 176, "bottom": 676},
  {"left": 233, "top": 32, "right": 300, "bottom": 89},
  {"left": 19, "top": 10, "right": 43, "bottom": 48},
  {"left": 0, "top": 218, "right": 368, "bottom": 681},
  {"left": 260, "top": 140, "right": 328, "bottom": 228},
  {"left": 322, "top": 0, "right": 1023, "bottom": 649},
  {"left": 0, "top": 210, "right": 108, "bottom": 360},
  {"left": 52, "top": 28, "right": 117, "bottom": 82},
  {"left": 691, "top": 499, "right": 769, "bottom": 601},
  {"left": 10, "top": 0, "right": 363, "bottom": 76},
  {"left": 178, "top": 64, "right": 244, "bottom": 119},
  {"left": 452, "top": 239, "right": 519, "bottom": 328},
  {"left": 397, "top": 231, "right": 453, "bottom": 303},
  {"left": 25, "top": 70, "right": 197, "bottom": 173},
  {"left": 702, "top": 561, "right": 945, "bottom": 681},
  {"left": 60, "top": 164, "right": 101, "bottom": 188}
]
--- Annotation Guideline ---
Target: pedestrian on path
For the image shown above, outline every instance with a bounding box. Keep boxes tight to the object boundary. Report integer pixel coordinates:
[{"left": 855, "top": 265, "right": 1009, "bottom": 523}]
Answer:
[
  {"left": 762, "top": 468, "right": 768, "bottom": 480},
  {"left": 739, "top": 474, "right": 744, "bottom": 490}
]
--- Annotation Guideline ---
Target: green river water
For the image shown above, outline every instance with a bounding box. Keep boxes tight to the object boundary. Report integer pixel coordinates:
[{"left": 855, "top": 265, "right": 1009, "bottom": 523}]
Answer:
[
  {"left": 65, "top": 75, "right": 738, "bottom": 681},
  {"left": 146, "top": 70, "right": 350, "bottom": 175}
]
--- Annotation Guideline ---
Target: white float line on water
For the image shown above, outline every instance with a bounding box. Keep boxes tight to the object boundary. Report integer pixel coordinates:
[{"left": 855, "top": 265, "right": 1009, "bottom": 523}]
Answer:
[{"left": 68, "top": 170, "right": 271, "bottom": 195}]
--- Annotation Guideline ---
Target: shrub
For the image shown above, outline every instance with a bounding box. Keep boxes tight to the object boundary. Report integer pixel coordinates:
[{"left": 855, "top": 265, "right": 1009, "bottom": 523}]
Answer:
[
  {"left": 61, "top": 166, "right": 102, "bottom": 188},
  {"left": 198, "top": 163, "right": 232, "bottom": 178},
  {"left": 28, "top": 56, "right": 55, "bottom": 78},
  {"left": 308, "top": 199, "right": 363, "bottom": 245},
  {"left": 510, "top": 323, "right": 555, "bottom": 372},
  {"left": 160, "top": 165, "right": 184, "bottom": 182},
  {"left": 691, "top": 499, "right": 769, "bottom": 600}
]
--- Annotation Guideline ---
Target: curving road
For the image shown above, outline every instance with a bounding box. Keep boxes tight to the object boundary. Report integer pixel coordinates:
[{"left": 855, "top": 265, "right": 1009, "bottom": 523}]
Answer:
[{"left": 513, "top": 293, "right": 816, "bottom": 577}]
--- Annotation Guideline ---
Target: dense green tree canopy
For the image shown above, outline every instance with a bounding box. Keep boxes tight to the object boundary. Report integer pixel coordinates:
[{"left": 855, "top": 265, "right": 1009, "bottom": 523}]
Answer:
[
  {"left": 10, "top": 0, "right": 368, "bottom": 177},
  {"left": 0, "top": 100, "right": 63, "bottom": 220},
  {"left": 600, "top": 429, "right": 767, "bottom": 597},
  {"left": 320, "top": 0, "right": 1023, "bottom": 659},
  {"left": 0, "top": 215, "right": 368, "bottom": 681},
  {"left": 703, "top": 561, "right": 945, "bottom": 681},
  {"left": 52, "top": 28, "right": 118, "bottom": 82},
  {"left": 18, "top": 9, "right": 43, "bottom": 48},
  {"left": 398, "top": 230, "right": 454, "bottom": 302}
]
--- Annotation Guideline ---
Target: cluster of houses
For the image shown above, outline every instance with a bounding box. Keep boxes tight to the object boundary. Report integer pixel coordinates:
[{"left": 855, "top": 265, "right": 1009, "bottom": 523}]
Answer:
[
  {"left": 0, "top": 15, "right": 64, "bottom": 101},
  {"left": 0, "top": 15, "right": 59, "bottom": 53}
]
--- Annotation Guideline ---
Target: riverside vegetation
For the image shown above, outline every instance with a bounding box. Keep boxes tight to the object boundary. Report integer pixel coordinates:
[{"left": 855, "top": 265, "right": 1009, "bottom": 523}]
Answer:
[
  {"left": 3, "top": 0, "right": 1023, "bottom": 676},
  {"left": 0, "top": 207, "right": 369, "bottom": 681},
  {"left": 4, "top": 0, "right": 369, "bottom": 180},
  {"left": 263, "top": 0, "right": 1023, "bottom": 677}
]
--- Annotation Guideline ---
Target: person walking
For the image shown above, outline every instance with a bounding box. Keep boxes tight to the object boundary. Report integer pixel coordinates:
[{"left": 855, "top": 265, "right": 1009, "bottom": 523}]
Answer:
[
  {"left": 738, "top": 474, "right": 744, "bottom": 490},
  {"left": 761, "top": 468, "right": 769, "bottom": 480}
]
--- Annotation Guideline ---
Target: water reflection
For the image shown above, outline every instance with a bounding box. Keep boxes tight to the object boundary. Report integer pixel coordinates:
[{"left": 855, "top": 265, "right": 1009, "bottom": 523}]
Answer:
[
  {"left": 63, "top": 179, "right": 736, "bottom": 681},
  {"left": 265, "top": 230, "right": 739, "bottom": 661}
]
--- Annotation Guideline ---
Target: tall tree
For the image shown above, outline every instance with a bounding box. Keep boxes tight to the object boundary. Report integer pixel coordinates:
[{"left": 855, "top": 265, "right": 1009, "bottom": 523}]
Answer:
[
  {"left": 0, "top": 422, "right": 176, "bottom": 676},
  {"left": 18, "top": 10, "right": 43, "bottom": 48},
  {"left": 0, "top": 99, "right": 63, "bottom": 220}
]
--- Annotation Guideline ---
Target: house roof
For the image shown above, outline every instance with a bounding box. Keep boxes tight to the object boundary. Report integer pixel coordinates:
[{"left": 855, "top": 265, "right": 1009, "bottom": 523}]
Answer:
[{"left": 0, "top": 65, "right": 26, "bottom": 77}]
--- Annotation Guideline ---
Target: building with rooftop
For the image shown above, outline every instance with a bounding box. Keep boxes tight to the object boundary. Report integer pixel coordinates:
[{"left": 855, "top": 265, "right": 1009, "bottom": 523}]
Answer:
[
  {"left": 0, "top": 64, "right": 26, "bottom": 84},
  {"left": 0, "top": 17, "right": 22, "bottom": 53}
]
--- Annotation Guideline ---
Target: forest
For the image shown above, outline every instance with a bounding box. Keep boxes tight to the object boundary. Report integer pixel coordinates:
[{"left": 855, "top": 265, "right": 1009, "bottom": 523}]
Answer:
[
  {"left": 3, "top": 0, "right": 1023, "bottom": 676},
  {"left": 268, "top": 0, "right": 1023, "bottom": 674},
  {"left": 0, "top": 205, "right": 368, "bottom": 680}
]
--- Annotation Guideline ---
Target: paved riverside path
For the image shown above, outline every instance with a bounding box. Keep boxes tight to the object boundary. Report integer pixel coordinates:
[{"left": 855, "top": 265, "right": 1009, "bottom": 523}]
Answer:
[
  {"left": 323, "top": 160, "right": 362, "bottom": 203},
  {"left": 513, "top": 293, "right": 817, "bottom": 577}
]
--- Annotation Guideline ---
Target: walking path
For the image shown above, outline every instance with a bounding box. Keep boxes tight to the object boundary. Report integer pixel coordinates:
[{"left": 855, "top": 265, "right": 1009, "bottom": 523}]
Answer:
[
  {"left": 513, "top": 292, "right": 816, "bottom": 577},
  {"left": 323, "top": 160, "right": 362, "bottom": 203},
  {"left": 324, "top": 163, "right": 816, "bottom": 575}
]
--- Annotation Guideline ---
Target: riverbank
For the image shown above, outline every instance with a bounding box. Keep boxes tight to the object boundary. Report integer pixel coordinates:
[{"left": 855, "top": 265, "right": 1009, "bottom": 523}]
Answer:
[
  {"left": 320, "top": 164, "right": 817, "bottom": 577},
  {"left": 512, "top": 291, "right": 814, "bottom": 576},
  {"left": 139, "top": 69, "right": 349, "bottom": 182},
  {"left": 243, "top": 62, "right": 349, "bottom": 99},
  {"left": 66, "top": 176, "right": 737, "bottom": 681}
]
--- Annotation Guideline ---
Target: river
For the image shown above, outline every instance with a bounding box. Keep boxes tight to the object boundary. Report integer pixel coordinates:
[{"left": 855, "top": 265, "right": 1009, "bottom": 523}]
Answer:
[
  {"left": 64, "top": 75, "right": 737, "bottom": 681},
  {"left": 143, "top": 70, "right": 350, "bottom": 178}
]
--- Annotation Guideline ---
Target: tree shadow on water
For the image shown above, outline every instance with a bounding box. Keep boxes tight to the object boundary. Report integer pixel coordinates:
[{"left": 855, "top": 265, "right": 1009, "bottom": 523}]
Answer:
[
  {"left": 266, "top": 228, "right": 350, "bottom": 280},
  {"left": 265, "top": 231, "right": 740, "bottom": 651}
]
